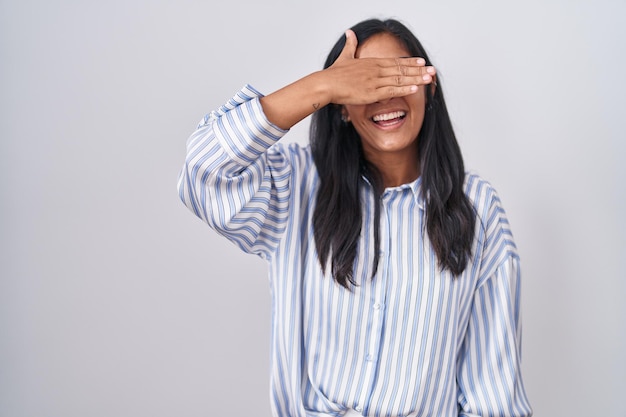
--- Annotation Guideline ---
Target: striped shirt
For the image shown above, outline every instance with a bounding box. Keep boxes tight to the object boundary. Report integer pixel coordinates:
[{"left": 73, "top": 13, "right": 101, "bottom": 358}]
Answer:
[{"left": 177, "top": 85, "right": 532, "bottom": 417}]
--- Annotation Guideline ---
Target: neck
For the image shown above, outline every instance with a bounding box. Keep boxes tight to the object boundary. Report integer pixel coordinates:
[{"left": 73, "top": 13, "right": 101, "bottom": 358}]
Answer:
[{"left": 367, "top": 150, "right": 420, "bottom": 188}]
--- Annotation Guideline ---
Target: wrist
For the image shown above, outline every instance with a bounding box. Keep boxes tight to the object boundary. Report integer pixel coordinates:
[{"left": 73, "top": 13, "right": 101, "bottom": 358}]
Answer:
[{"left": 306, "top": 70, "right": 335, "bottom": 107}]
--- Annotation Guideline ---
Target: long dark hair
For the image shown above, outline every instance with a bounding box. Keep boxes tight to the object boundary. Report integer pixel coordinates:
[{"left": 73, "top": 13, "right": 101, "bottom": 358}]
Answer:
[{"left": 311, "top": 18, "right": 475, "bottom": 289}]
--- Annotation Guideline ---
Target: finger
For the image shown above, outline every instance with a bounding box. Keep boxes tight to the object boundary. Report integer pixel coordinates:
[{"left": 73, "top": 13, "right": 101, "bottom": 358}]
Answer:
[
  {"left": 378, "top": 64, "right": 436, "bottom": 83},
  {"left": 338, "top": 29, "right": 358, "bottom": 60},
  {"left": 376, "top": 85, "right": 420, "bottom": 101},
  {"left": 377, "top": 57, "right": 428, "bottom": 68},
  {"left": 398, "top": 57, "right": 428, "bottom": 67},
  {"left": 380, "top": 58, "right": 435, "bottom": 75},
  {"left": 371, "top": 72, "right": 434, "bottom": 90}
]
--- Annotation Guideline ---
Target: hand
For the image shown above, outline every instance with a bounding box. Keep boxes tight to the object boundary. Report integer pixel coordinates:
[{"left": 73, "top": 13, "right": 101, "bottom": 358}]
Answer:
[
  {"left": 323, "top": 29, "right": 436, "bottom": 105},
  {"left": 259, "top": 30, "right": 436, "bottom": 130}
]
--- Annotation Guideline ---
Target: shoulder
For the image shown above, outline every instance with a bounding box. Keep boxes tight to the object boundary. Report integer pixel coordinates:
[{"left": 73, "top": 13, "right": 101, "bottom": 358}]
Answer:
[
  {"left": 463, "top": 172, "right": 512, "bottom": 228},
  {"left": 268, "top": 141, "right": 313, "bottom": 162},
  {"left": 463, "top": 172, "right": 505, "bottom": 218},
  {"left": 464, "top": 172, "right": 519, "bottom": 278},
  {"left": 266, "top": 141, "right": 316, "bottom": 178},
  {"left": 266, "top": 141, "right": 312, "bottom": 161}
]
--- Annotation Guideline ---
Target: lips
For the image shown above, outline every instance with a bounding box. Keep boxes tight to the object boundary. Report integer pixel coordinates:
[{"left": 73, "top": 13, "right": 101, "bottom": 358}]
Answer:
[{"left": 372, "top": 110, "right": 406, "bottom": 127}]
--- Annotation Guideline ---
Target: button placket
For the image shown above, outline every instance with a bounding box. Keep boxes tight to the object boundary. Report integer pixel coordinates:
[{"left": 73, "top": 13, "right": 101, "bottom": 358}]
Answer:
[
  {"left": 367, "top": 197, "right": 390, "bottom": 362},
  {"left": 359, "top": 194, "right": 394, "bottom": 413}
]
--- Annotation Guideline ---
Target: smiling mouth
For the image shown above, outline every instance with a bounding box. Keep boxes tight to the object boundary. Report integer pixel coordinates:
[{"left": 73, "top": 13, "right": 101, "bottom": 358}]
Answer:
[{"left": 372, "top": 111, "right": 406, "bottom": 126}]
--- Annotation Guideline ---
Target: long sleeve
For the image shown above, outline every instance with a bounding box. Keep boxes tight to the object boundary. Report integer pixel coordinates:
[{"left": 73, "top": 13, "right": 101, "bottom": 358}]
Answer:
[
  {"left": 177, "top": 85, "right": 291, "bottom": 258},
  {"left": 455, "top": 183, "right": 532, "bottom": 417},
  {"left": 457, "top": 257, "right": 532, "bottom": 417}
]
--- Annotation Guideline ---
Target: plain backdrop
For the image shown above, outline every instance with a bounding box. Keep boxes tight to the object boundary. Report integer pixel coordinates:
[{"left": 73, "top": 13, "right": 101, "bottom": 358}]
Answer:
[{"left": 1, "top": 1, "right": 624, "bottom": 416}]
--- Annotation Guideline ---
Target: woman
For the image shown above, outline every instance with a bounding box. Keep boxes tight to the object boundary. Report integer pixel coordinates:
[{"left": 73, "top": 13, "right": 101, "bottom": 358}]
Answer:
[{"left": 178, "top": 18, "right": 532, "bottom": 417}]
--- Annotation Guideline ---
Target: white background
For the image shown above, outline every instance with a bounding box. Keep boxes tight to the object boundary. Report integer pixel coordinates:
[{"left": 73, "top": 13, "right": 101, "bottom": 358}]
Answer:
[{"left": 1, "top": 1, "right": 624, "bottom": 416}]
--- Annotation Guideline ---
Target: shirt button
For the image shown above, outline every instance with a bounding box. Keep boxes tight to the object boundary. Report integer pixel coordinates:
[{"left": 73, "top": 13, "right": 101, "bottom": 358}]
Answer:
[
  {"left": 373, "top": 302, "right": 381, "bottom": 310},
  {"left": 366, "top": 354, "right": 373, "bottom": 361},
  {"left": 355, "top": 406, "right": 362, "bottom": 412}
]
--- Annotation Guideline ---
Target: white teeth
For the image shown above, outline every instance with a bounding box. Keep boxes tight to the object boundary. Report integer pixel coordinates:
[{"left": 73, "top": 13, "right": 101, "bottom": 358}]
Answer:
[{"left": 372, "top": 111, "right": 406, "bottom": 122}]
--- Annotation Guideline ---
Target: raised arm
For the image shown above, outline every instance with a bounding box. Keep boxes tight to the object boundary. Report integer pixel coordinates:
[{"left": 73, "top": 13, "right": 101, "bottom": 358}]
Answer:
[{"left": 177, "top": 29, "right": 435, "bottom": 257}]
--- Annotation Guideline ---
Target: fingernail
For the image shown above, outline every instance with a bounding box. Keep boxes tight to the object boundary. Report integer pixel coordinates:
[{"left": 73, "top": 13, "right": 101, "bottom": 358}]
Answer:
[
  {"left": 411, "top": 85, "right": 418, "bottom": 92},
  {"left": 427, "top": 67, "right": 436, "bottom": 74},
  {"left": 416, "top": 58, "right": 426, "bottom": 65},
  {"left": 423, "top": 74, "right": 431, "bottom": 81}
]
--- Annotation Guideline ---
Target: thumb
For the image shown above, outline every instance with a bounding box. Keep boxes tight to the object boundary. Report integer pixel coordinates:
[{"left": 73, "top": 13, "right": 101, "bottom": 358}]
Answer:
[{"left": 338, "top": 29, "right": 358, "bottom": 60}]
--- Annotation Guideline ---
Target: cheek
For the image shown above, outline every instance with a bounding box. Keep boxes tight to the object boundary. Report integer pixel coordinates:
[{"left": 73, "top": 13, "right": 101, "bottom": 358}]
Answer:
[
  {"left": 410, "top": 103, "right": 426, "bottom": 126},
  {"left": 344, "top": 106, "right": 365, "bottom": 123},
  {"left": 410, "top": 94, "right": 427, "bottom": 111},
  {"left": 354, "top": 117, "right": 371, "bottom": 131}
]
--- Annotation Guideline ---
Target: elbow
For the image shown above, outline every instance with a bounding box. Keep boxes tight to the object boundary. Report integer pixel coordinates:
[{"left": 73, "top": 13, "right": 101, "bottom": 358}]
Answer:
[{"left": 176, "top": 163, "right": 206, "bottom": 221}]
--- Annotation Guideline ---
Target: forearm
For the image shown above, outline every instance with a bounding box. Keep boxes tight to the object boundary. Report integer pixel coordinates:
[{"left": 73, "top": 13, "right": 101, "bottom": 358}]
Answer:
[{"left": 260, "top": 71, "right": 331, "bottom": 130}]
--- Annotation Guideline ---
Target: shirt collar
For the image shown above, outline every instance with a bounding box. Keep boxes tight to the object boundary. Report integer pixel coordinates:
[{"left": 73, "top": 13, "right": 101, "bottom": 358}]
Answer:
[{"left": 362, "top": 175, "right": 425, "bottom": 210}]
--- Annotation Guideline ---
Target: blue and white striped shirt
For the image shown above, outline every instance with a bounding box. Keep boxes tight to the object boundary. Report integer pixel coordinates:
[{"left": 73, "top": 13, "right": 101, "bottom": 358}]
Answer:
[{"left": 177, "top": 85, "right": 532, "bottom": 417}]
